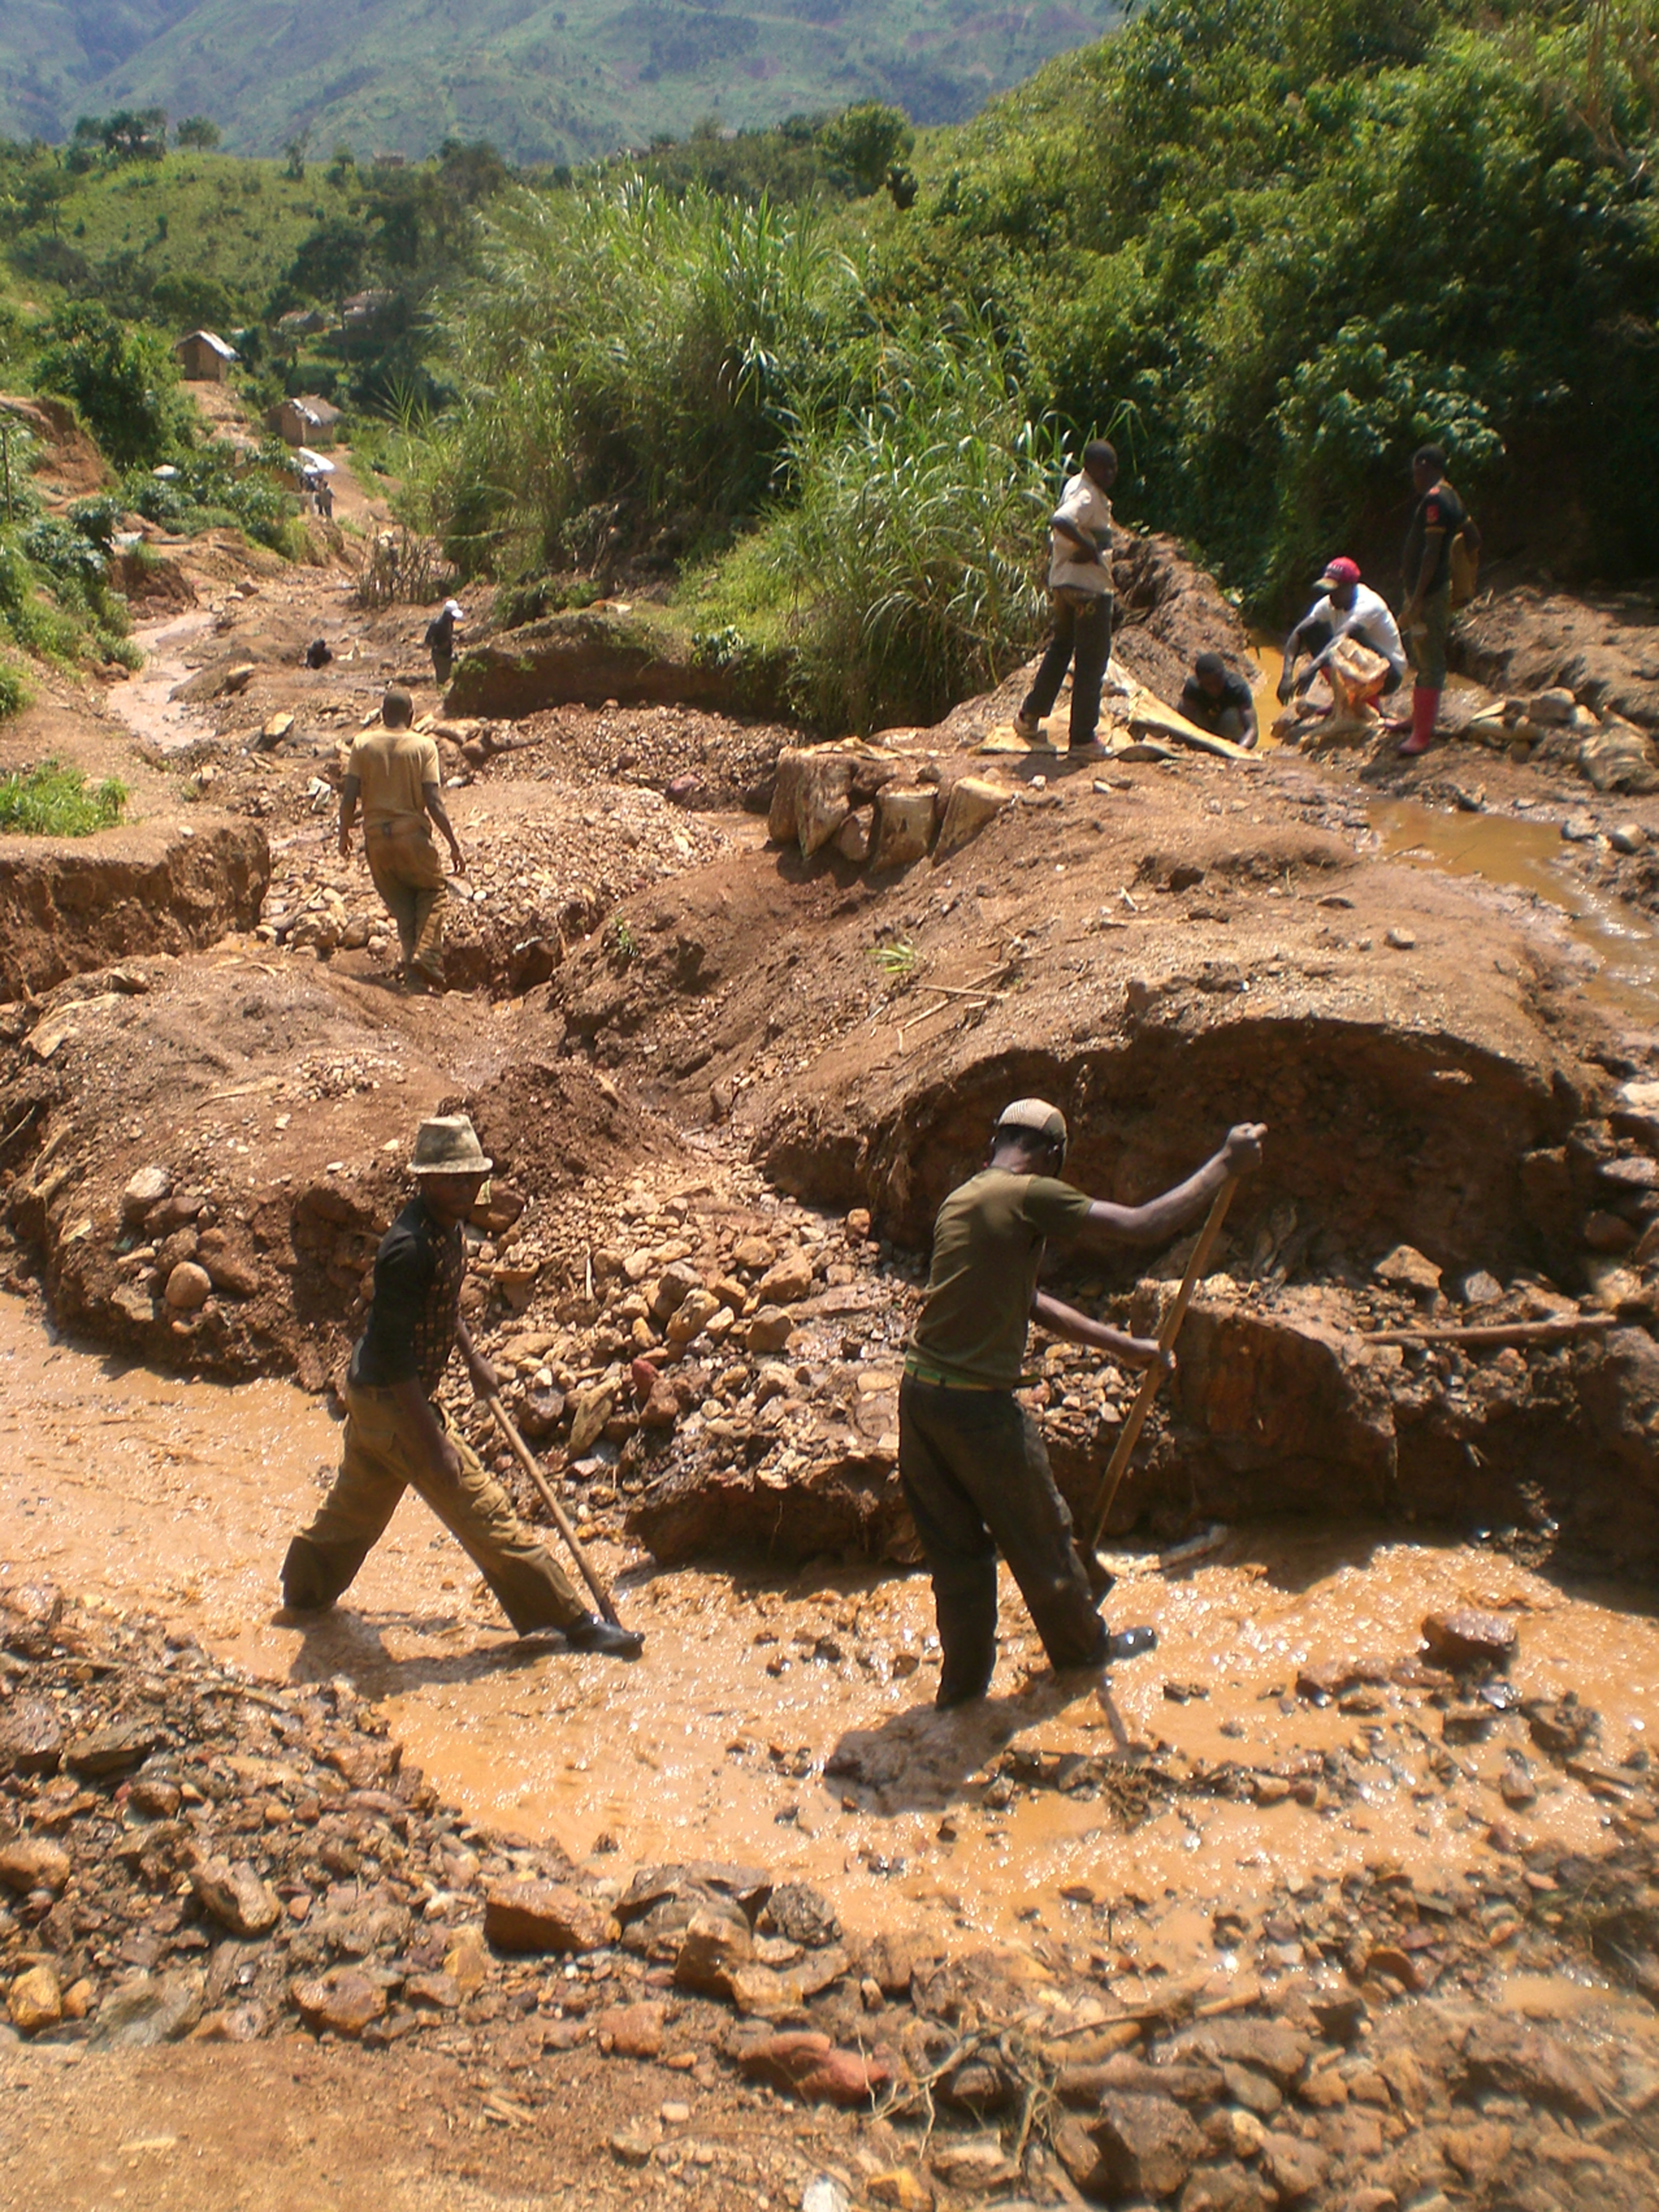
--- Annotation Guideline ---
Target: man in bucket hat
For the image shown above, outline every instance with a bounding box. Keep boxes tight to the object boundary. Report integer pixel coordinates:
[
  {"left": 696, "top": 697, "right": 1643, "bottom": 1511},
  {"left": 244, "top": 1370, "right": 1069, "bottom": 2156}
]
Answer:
[
  {"left": 900, "top": 1099, "right": 1264, "bottom": 1708},
  {"left": 281, "top": 1114, "right": 643, "bottom": 1657}
]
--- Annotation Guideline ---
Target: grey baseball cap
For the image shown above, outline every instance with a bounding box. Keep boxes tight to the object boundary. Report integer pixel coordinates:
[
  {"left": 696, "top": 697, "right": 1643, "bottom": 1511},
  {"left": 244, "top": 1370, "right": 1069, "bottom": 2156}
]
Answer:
[{"left": 995, "top": 1098, "right": 1068, "bottom": 1149}]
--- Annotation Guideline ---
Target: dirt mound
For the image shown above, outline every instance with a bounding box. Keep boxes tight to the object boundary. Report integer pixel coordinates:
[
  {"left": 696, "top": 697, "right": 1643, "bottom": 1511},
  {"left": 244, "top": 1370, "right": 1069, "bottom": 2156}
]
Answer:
[
  {"left": 0, "top": 957, "right": 675, "bottom": 1387},
  {"left": 1455, "top": 583, "right": 1659, "bottom": 730},
  {"left": 0, "top": 394, "right": 108, "bottom": 506},
  {"left": 924, "top": 531, "right": 1254, "bottom": 747},
  {"left": 0, "top": 814, "right": 268, "bottom": 998},
  {"left": 1111, "top": 527, "right": 1254, "bottom": 706},
  {"left": 445, "top": 609, "right": 783, "bottom": 723}
]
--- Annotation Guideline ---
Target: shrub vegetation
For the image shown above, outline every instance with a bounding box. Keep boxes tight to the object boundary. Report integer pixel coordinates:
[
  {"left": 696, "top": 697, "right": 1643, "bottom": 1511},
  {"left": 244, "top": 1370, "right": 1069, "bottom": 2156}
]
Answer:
[
  {"left": 0, "top": 760, "right": 128, "bottom": 835},
  {"left": 417, "top": 0, "right": 1659, "bottom": 728}
]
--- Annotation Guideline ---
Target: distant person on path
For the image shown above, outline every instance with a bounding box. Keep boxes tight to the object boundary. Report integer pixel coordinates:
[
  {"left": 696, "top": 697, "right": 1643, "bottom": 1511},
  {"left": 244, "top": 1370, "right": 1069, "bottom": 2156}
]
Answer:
[
  {"left": 426, "top": 597, "right": 464, "bottom": 689},
  {"left": 900, "top": 1098, "right": 1267, "bottom": 1709},
  {"left": 338, "top": 686, "right": 461, "bottom": 994},
  {"left": 1014, "top": 440, "right": 1118, "bottom": 754},
  {"left": 280, "top": 1114, "right": 643, "bottom": 1658},
  {"left": 1398, "top": 448, "right": 1469, "bottom": 757},
  {"left": 1278, "top": 558, "right": 1407, "bottom": 706},
  {"left": 1180, "top": 652, "right": 1258, "bottom": 748}
]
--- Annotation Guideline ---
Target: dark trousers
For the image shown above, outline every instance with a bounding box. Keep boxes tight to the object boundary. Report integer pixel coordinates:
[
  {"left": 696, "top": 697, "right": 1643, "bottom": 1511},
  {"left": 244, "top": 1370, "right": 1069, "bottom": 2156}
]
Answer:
[
  {"left": 1021, "top": 590, "right": 1113, "bottom": 748},
  {"left": 898, "top": 1377, "right": 1105, "bottom": 1703}
]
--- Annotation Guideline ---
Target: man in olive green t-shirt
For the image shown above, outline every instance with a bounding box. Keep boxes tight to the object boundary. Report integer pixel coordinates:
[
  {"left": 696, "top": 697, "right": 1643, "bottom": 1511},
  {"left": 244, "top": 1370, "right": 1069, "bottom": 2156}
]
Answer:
[
  {"left": 339, "top": 686, "right": 466, "bottom": 993},
  {"left": 902, "top": 1098, "right": 1265, "bottom": 1708}
]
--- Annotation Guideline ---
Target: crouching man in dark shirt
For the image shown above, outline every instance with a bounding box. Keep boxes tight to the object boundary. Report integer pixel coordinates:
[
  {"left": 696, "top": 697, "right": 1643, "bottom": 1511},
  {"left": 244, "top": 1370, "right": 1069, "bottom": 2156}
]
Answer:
[
  {"left": 901, "top": 1099, "right": 1265, "bottom": 1708},
  {"left": 281, "top": 1114, "right": 642, "bottom": 1657}
]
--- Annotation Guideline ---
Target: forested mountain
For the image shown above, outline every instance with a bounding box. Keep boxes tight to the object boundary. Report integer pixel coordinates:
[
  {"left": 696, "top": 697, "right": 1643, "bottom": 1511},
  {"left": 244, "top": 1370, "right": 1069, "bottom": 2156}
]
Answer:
[{"left": 0, "top": 0, "right": 1126, "bottom": 160}]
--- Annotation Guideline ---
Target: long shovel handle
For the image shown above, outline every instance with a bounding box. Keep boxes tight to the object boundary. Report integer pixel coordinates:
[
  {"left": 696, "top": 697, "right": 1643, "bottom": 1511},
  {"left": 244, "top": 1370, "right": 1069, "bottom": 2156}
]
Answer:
[
  {"left": 484, "top": 1393, "right": 623, "bottom": 1627},
  {"left": 1085, "top": 1176, "right": 1238, "bottom": 1556}
]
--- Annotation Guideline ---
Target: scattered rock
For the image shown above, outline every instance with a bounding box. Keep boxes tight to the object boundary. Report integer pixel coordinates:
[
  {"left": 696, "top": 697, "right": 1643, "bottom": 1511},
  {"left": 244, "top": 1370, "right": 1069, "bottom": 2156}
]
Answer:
[
  {"left": 739, "top": 2029, "right": 892, "bottom": 2104},
  {"left": 90, "top": 1968, "right": 205, "bottom": 2048},
  {"left": 1421, "top": 1610, "right": 1517, "bottom": 1672},
  {"left": 164, "top": 1260, "right": 213, "bottom": 1311},
  {"left": 121, "top": 1166, "right": 171, "bottom": 1222},
  {"left": 747, "top": 1305, "right": 795, "bottom": 1353},
  {"left": 7, "top": 1963, "right": 62, "bottom": 2036},
  {"left": 672, "top": 1905, "right": 754, "bottom": 1993},
  {"left": 64, "top": 1722, "right": 157, "bottom": 1777},
  {"left": 1460, "top": 2017, "right": 1603, "bottom": 2116},
  {"left": 933, "top": 776, "right": 1011, "bottom": 863},
  {"left": 1089, "top": 2090, "right": 1205, "bottom": 2200},
  {"left": 191, "top": 1857, "right": 281, "bottom": 1939},
  {"left": 0, "top": 1835, "right": 71, "bottom": 1894},
  {"left": 289, "top": 1967, "right": 388, "bottom": 2039},
  {"left": 1373, "top": 1245, "right": 1441, "bottom": 1293},
  {"left": 758, "top": 1251, "right": 814, "bottom": 1304},
  {"left": 871, "top": 787, "right": 938, "bottom": 872},
  {"left": 591, "top": 1999, "right": 667, "bottom": 2057},
  {"left": 867, "top": 2171, "right": 933, "bottom": 2211},
  {"left": 484, "top": 1879, "right": 618, "bottom": 1955}
]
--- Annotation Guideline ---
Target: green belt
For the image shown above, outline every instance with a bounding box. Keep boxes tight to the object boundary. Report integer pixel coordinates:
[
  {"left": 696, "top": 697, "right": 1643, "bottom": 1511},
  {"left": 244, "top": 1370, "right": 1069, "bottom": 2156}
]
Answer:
[{"left": 903, "top": 1357, "right": 1005, "bottom": 1392}]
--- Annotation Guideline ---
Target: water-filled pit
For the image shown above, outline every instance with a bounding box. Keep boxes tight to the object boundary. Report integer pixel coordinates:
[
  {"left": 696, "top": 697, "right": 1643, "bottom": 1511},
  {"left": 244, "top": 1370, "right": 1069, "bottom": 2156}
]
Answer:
[{"left": 4, "top": 1294, "right": 1654, "bottom": 1979}]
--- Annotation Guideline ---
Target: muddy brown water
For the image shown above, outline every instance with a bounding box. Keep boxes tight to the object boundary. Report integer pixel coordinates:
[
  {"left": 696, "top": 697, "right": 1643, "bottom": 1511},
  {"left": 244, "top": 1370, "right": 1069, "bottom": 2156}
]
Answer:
[
  {"left": 103, "top": 609, "right": 218, "bottom": 755},
  {"left": 1375, "top": 796, "right": 1659, "bottom": 1020},
  {"left": 4, "top": 1295, "right": 1655, "bottom": 1980}
]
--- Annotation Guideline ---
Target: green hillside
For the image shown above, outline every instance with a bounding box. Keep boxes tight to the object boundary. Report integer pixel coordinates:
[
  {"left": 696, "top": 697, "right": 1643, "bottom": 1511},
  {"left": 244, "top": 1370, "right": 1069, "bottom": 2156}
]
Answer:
[
  {"left": 414, "top": 0, "right": 1659, "bottom": 730},
  {"left": 1, "top": 151, "right": 359, "bottom": 332},
  {"left": 0, "top": 0, "right": 1126, "bottom": 162}
]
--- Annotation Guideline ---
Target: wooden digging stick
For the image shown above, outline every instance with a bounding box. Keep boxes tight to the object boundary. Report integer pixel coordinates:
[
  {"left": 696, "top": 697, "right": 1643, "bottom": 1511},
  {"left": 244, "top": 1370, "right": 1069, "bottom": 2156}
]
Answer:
[
  {"left": 484, "top": 1393, "right": 624, "bottom": 1627},
  {"left": 1085, "top": 1176, "right": 1238, "bottom": 1557}
]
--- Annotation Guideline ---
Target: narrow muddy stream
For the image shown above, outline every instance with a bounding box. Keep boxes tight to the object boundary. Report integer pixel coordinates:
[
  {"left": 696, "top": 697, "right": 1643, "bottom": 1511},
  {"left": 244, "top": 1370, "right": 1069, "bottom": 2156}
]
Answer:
[
  {"left": 4, "top": 1295, "right": 1654, "bottom": 1978},
  {"left": 1375, "top": 797, "right": 1659, "bottom": 1020}
]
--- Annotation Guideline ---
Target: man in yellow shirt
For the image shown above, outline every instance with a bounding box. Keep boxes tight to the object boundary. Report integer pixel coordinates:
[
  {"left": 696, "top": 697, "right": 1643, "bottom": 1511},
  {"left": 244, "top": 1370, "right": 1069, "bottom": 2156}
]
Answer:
[{"left": 339, "top": 687, "right": 464, "bottom": 993}]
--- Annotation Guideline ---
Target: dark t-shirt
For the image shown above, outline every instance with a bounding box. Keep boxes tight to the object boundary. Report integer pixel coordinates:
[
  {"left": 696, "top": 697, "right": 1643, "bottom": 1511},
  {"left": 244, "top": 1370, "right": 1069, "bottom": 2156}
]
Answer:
[
  {"left": 910, "top": 1169, "right": 1093, "bottom": 1388},
  {"left": 1180, "top": 668, "right": 1253, "bottom": 735},
  {"left": 350, "top": 1194, "right": 465, "bottom": 1394},
  {"left": 1403, "top": 481, "right": 1466, "bottom": 598}
]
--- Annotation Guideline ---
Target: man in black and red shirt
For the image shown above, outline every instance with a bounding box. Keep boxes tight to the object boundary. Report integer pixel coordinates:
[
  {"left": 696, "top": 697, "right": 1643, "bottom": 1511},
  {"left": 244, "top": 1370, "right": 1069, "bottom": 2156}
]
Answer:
[
  {"left": 281, "top": 1114, "right": 642, "bottom": 1656},
  {"left": 1398, "top": 446, "right": 1467, "bottom": 757}
]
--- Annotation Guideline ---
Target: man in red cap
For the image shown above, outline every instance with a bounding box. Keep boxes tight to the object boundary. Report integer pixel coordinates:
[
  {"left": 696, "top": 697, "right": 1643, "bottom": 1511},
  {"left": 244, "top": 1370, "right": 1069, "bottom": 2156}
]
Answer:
[
  {"left": 1278, "top": 558, "right": 1407, "bottom": 707},
  {"left": 900, "top": 1099, "right": 1265, "bottom": 1708}
]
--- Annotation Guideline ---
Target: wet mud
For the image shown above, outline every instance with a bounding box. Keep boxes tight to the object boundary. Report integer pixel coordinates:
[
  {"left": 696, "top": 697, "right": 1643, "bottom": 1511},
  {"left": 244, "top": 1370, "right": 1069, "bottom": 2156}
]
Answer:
[{"left": 3, "top": 1293, "right": 1654, "bottom": 1963}]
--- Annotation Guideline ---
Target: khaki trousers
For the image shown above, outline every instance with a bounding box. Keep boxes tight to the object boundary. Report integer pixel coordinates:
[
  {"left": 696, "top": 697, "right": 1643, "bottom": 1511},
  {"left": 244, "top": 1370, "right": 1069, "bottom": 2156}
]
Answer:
[
  {"left": 281, "top": 1379, "right": 584, "bottom": 1635},
  {"left": 365, "top": 821, "right": 447, "bottom": 986}
]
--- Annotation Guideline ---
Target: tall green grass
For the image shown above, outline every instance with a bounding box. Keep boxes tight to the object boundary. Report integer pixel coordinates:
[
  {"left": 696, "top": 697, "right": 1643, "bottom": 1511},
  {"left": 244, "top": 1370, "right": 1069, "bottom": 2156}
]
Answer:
[
  {"left": 750, "top": 317, "right": 1060, "bottom": 730},
  {"left": 422, "top": 176, "right": 856, "bottom": 575},
  {"left": 0, "top": 653, "right": 29, "bottom": 721}
]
